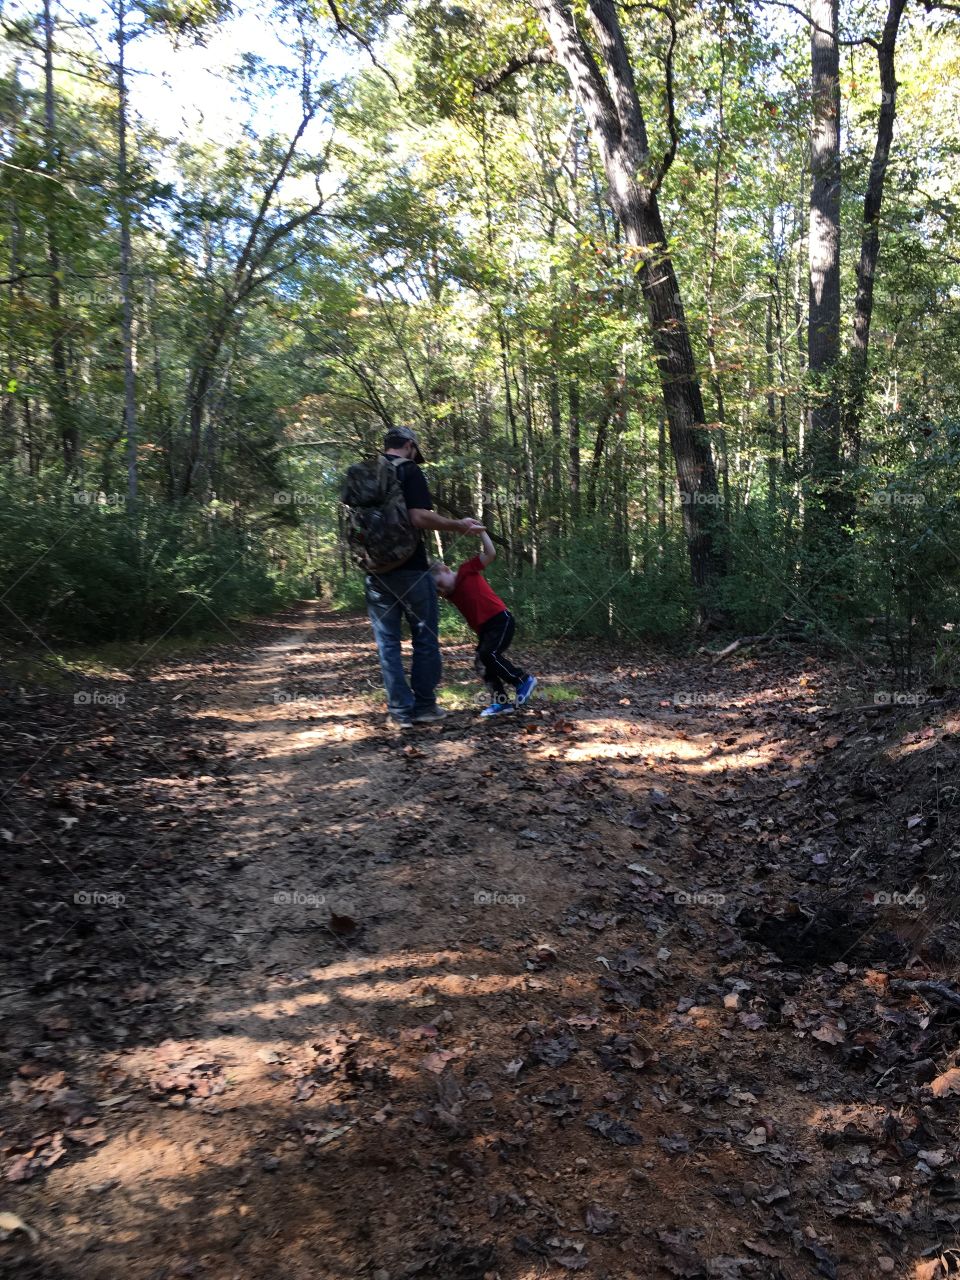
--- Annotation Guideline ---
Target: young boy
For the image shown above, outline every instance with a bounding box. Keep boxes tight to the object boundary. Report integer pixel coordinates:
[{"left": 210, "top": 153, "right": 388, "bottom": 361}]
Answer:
[{"left": 430, "top": 532, "right": 537, "bottom": 717}]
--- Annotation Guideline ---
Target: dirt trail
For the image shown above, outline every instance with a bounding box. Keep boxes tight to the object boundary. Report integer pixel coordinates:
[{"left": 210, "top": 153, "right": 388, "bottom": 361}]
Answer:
[{"left": 3, "top": 603, "right": 960, "bottom": 1280}]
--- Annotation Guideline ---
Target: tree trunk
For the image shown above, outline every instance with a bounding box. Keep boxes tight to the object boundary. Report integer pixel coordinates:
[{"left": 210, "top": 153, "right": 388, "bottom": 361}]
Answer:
[
  {"left": 704, "top": 45, "right": 731, "bottom": 524},
  {"left": 183, "top": 347, "right": 218, "bottom": 497},
  {"left": 43, "top": 0, "right": 77, "bottom": 472},
  {"left": 530, "top": 0, "right": 725, "bottom": 599},
  {"left": 765, "top": 285, "right": 778, "bottom": 510},
  {"left": 658, "top": 411, "right": 667, "bottom": 551},
  {"left": 846, "top": 0, "right": 907, "bottom": 452},
  {"left": 612, "top": 345, "right": 629, "bottom": 569},
  {"left": 588, "top": 391, "right": 613, "bottom": 514},
  {"left": 568, "top": 378, "right": 581, "bottom": 522},
  {"left": 519, "top": 339, "right": 539, "bottom": 566},
  {"left": 805, "top": 0, "right": 842, "bottom": 518},
  {"left": 115, "top": 0, "right": 138, "bottom": 501},
  {"left": 2, "top": 208, "right": 23, "bottom": 464}
]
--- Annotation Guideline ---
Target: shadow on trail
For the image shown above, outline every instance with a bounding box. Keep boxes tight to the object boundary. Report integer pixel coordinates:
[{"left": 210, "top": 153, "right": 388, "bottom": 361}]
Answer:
[{"left": 3, "top": 603, "right": 960, "bottom": 1279}]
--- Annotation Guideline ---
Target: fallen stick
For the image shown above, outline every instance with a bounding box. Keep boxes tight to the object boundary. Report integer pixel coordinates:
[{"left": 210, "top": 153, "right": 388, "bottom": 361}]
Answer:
[
  {"left": 698, "top": 636, "right": 767, "bottom": 664},
  {"left": 891, "top": 980, "right": 960, "bottom": 1011}
]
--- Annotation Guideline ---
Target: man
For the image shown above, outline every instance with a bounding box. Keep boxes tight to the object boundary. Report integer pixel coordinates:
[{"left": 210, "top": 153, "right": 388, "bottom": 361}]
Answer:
[{"left": 365, "top": 426, "right": 483, "bottom": 729}]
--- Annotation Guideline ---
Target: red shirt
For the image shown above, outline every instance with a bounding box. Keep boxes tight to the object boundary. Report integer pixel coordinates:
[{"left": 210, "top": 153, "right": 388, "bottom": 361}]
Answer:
[{"left": 447, "top": 556, "right": 506, "bottom": 632}]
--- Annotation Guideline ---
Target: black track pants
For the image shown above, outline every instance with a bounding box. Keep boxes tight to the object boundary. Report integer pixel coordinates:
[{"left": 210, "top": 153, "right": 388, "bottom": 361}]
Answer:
[{"left": 475, "top": 610, "right": 526, "bottom": 698}]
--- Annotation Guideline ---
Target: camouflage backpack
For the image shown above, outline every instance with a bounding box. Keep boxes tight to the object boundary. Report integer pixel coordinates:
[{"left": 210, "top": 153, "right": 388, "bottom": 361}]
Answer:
[{"left": 340, "top": 455, "right": 420, "bottom": 574}]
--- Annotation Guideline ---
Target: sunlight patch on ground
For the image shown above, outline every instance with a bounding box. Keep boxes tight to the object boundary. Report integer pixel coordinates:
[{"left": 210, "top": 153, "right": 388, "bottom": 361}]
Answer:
[
  {"left": 46, "top": 1129, "right": 216, "bottom": 1201},
  {"left": 887, "top": 737, "right": 939, "bottom": 761},
  {"left": 552, "top": 714, "right": 781, "bottom": 772},
  {"left": 189, "top": 712, "right": 377, "bottom": 753},
  {"left": 205, "top": 948, "right": 575, "bottom": 1022}
]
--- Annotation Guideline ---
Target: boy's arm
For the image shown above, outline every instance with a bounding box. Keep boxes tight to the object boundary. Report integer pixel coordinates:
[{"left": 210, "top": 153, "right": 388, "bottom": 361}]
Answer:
[{"left": 478, "top": 530, "right": 496, "bottom": 568}]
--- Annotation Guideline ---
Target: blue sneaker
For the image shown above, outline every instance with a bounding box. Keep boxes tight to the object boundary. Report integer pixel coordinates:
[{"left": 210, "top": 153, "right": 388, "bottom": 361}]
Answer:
[
  {"left": 516, "top": 675, "right": 538, "bottom": 706},
  {"left": 479, "top": 701, "right": 515, "bottom": 718}
]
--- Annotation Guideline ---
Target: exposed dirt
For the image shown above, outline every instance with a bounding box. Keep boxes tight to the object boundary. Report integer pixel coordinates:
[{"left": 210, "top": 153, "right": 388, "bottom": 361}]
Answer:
[{"left": 4, "top": 603, "right": 960, "bottom": 1280}]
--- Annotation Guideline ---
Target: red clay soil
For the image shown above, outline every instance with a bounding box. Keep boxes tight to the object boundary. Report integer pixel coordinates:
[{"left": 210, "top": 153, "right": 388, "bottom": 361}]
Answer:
[{"left": 3, "top": 603, "right": 960, "bottom": 1280}]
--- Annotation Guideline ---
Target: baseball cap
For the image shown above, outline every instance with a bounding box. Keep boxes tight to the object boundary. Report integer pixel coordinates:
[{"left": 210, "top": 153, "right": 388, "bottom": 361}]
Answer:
[{"left": 383, "top": 425, "right": 424, "bottom": 464}]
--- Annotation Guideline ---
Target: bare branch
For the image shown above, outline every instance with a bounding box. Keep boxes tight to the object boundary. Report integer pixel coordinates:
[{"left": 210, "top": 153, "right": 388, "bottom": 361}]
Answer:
[
  {"left": 231, "top": 108, "right": 317, "bottom": 297},
  {"left": 325, "top": 0, "right": 400, "bottom": 94},
  {"left": 625, "top": 1, "right": 679, "bottom": 195},
  {"left": 755, "top": 0, "right": 879, "bottom": 46}
]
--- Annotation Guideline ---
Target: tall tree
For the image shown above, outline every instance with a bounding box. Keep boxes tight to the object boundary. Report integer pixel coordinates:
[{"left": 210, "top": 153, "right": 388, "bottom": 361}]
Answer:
[
  {"left": 847, "top": 0, "right": 908, "bottom": 448},
  {"left": 805, "top": 0, "right": 842, "bottom": 530},
  {"left": 41, "top": 0, "right": 77, "bottom": 471},
  {"left": 113, "top": 0, "right": 138, "bottom": 500},
  {"left": 483, "top": 0, "right": 726, "bottom": 598}
]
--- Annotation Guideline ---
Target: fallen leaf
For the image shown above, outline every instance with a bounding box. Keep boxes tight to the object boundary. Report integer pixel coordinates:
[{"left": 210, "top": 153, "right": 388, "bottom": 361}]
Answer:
[
  {"left": 812, "top": 1021, "right": 845, "bottom": 1045},
  {"left": 421, "top": 1050, "right": 461, "bottom": 1074},
  {"left": 399, "top": 1025, "right": 438, "bottom": 1042},
  {"left": 930, "top": 1068, "right": 960, "bottom": 1098},
  {"left": 0, "top": 1211, "right": 39, "bottom": 1244},
  {"left": 584, "top": 1204, "right": 618, "bottom": 1234},
  {"left": 585, "top": 1113, "right": 643, "bottom": 1145}
]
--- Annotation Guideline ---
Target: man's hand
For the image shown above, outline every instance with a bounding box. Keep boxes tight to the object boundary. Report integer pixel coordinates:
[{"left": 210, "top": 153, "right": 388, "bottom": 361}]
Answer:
[{"left": 409, "top": 509, "right": 484, "bottom": 535}]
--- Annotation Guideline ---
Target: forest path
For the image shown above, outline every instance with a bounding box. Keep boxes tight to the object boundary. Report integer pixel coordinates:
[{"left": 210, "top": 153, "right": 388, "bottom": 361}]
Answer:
[{"left": 2, "top": 602, "right": 957, "bottom": 1280}]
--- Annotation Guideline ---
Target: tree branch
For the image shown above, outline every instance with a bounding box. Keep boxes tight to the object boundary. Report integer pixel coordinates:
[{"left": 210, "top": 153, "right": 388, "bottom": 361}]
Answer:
[
  {"left": 474, "top": 48, "right": 557, "bottom": 93},
  {"left": 755, "top": 0, "right": 879, "bottom": 46},
  {"left": 586, "top": 0, "right": 649, "bottom": 154},
  {"left": 232, "top": 108, "right": 317, "bottom": 295},
  {"left": 325, "top": 0, "right": 400, "bottom": 94},
  {"left": 530, "top": 0, "right": 622, "bottom": 156},
  {"left": 624, "top": 0, "right": 679, "bottom": 195}
]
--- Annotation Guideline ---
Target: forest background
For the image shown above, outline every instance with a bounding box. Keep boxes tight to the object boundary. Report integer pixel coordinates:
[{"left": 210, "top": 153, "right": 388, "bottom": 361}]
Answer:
[{"left": 2, "top": 0, "right": 959, "bottom": 678}]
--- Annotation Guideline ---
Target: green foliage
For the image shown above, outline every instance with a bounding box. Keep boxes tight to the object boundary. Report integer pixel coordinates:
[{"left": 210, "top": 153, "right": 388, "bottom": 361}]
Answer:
[
  {"left": 493, "top": 527, "right": 695, "bottom": 641},
  {"left": 0, "top": 480, "right": 310, "bottom": 644},
  {"left": 3, "top": 0, "right": 960, "bottom": 660}
]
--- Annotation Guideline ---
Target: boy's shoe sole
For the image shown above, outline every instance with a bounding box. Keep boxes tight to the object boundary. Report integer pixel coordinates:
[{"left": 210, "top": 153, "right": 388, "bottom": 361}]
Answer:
[
  {"left": 516, "top": 675, "right": 538, "bottom": 705},
  {"left": 393, "top": 718, "right": 416, "bottom": 730},
  {"left": 479, "top": 703, "right": 515, "bottom": 717},
  {"left": 412, "top": 707, "right": 448, "bottom": 723}
]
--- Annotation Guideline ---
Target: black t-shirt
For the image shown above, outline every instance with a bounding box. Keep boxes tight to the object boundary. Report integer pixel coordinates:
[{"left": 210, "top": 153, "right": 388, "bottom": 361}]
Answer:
[{"left": 390, "top": 455, "right": 433, "bottom": 572}]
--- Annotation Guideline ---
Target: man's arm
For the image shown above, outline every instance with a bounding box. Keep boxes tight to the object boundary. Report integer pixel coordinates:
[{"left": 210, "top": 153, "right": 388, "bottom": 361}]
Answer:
[
  {"left": 478, "top": 530, "right": 496, "bottom": 567},
  {"left": 409, "top": 509, "right": 484, "bottom": 536}
]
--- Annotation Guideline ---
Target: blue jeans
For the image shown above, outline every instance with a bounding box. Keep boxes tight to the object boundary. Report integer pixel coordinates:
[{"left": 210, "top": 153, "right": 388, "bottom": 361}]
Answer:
[{"left": 365, "top": 569, "right": 442, "bottom": 721}]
